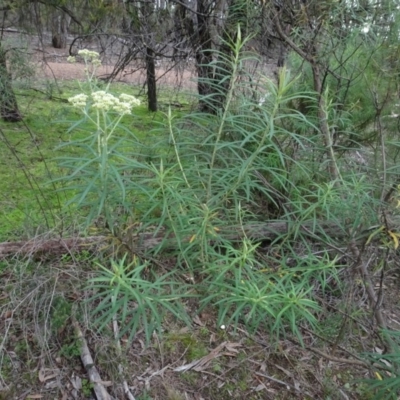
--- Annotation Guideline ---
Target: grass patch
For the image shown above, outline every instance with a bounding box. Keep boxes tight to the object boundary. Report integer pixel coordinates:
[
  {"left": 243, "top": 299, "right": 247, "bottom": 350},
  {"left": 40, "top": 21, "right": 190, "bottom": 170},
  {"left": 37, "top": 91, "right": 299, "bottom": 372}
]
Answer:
[{"left": 0, "top": 80, "right": 186, "bottom": 241}]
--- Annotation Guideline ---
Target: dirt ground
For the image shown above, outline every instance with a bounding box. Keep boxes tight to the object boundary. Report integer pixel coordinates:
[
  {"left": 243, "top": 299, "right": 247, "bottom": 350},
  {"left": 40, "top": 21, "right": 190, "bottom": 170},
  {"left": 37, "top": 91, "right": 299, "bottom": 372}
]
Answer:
[
  {"left": 40, "top": 59, "right": 198, "bottom": 90},
  {"left": 30, "top": 39, "right": 197, "bottom": 90},
  {"left": 10, "top": 29, "right": 277, "bottom": 92}
]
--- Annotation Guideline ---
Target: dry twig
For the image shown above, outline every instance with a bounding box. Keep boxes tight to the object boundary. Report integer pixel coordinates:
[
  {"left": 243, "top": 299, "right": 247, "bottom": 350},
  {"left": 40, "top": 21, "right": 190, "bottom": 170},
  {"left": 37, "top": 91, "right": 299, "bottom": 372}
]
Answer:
[{"left": 72, "top": 318, "right": 114, "bottom": 400}]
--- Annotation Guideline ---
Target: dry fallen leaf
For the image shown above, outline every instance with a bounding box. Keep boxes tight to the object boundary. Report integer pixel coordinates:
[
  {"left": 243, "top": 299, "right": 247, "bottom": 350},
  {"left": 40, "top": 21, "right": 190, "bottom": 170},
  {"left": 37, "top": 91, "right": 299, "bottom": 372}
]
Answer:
[
  {"left": 27, "top": 395, "right": 44, "bottom": 399},
  {"left": 175, "top": 342, "right": 231, "bottom": 372},
  {"left": 38, "top": 368, "right": 59, "bottom": 382},
  {"left": 275, "top": 364, "right": 293, "bottom": 378},
  {"left": 255, "top": 383, "right": 266, "bottom": 391},
  {"left": 224, "top": 342, "right": 242, "bottom": 353},
  {"left": 209, "top": 333, "right": 217, "bottom": 344},
  {"left": 70, "top": 375, "right": 82, "bottom": 390},
  {"left": 259, "top": 362, "right": 267, "bottom": 373}
]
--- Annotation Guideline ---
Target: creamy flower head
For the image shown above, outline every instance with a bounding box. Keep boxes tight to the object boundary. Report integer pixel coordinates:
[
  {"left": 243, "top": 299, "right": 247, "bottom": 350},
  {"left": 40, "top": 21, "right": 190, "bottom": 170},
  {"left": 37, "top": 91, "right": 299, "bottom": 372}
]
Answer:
[
  {"left": 78, "top": 49, "right": 101, "bottom": 62},
  {"left": 92, "top": 58, "right": 102, "bottom": 67},
  {"left": 119, "top": 93, "right": 141, "bottom": 107},
  {"left": 91, "top": 91, "right": 141, "bottom": 114},
  {"left": 68, "top": 93, "right": 88, "bottom": 108},
  {"left": 67, "top": 56, "right": 76, "bottom": 63},
  {"left": 91, "top": 91, "right": 119, "bottom": 111},
  {"left": 113, "top": 101, "right": 132, "bottom": 115},
  {"left": 69, "top": 91, "right": 140, "bottom": 115}
]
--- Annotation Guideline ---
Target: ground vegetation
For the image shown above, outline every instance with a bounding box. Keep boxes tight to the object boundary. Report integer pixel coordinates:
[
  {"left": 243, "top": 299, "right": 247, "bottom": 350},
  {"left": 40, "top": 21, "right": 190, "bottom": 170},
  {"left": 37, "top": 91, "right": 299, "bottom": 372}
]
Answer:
[{"left": 1, "top": 1, "right": 400, "bottom": 399}]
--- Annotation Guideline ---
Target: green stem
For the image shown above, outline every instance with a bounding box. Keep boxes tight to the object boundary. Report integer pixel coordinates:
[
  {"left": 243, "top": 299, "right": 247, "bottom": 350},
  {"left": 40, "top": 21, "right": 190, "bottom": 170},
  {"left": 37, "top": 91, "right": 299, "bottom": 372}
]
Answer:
[
  {"left": 167, "top": 108, "right": 191, "bottom": 189},
  {"left": 207, "top": 30, "right": 243, "bottom": 201}
]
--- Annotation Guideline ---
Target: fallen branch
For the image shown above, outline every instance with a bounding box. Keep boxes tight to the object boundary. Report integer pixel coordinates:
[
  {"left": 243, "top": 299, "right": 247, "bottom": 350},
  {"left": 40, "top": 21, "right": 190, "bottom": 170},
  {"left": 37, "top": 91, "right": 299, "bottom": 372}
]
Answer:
[
  {"left": 0, "top": 236, "right": 107, "bottom": 258},
  {"left": 72, "top": 318, "right": 114, "bottom": 400},
  {"left": 0, "top": 219, "right": 374, "bottom": 259}
]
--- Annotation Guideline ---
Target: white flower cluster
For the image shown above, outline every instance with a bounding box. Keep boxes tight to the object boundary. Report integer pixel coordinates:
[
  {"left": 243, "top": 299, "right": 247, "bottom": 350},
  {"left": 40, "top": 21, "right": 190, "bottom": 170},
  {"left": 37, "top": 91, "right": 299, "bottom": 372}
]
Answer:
[
  {"left": 119, "top": 93, "right": 141, "bottom": 107},
  {"left": 78, "top": 49, "right": 100, "bottom": 61},
  {"left": 92, "top": 58, "right": 102, "bottom": 67},
  {"left": 68, "top": 91, "right": 141, "bottom": 115},
  {"left": 92, "top": 91, "right": 118, "bottom": 110},
  {"left": 68, "top": 93, "right": 88, "bottom": 108},
  {"left": 67, "top": 50, "right": 101, "bottom": 66},
  {"left": 91, "top": 91, "right": 141, "bottom": 114}
]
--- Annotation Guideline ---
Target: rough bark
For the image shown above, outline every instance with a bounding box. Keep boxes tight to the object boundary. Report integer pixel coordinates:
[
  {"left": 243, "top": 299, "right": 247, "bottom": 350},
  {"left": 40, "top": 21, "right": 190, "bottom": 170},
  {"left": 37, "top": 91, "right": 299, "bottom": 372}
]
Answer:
[
  {"left": 0, "top": 43, "right": 22, "bottom": 122},
  {"left": 146, "top": 46, "right": 157, "bottom": 112},
  {"left": 72, "top": 319, "right": 114, "bottom": 400},
  {"left": 194, "top": 0, "right": 217, "bottom": 113},
  {"left": 51, "top": 10, "right": 69, "bottom": 49},
  {"left": 0, "top": 220, "right": 366, "bottom": 259},
  {"left": 0, "top": 236, "right": 107, "bottom": 258}
]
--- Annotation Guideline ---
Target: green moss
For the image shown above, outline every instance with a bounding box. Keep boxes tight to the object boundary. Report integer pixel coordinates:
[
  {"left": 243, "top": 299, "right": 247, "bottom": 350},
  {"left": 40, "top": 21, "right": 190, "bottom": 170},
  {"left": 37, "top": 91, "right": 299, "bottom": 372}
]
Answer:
[
  {"left": 51, "top": 296, "right": 73, "bottom": 331},
  {"left": 59, "top": 339, "right": 81, "bottom": 359},
  {"left": 164, "top": 332, "right": 209, "bottom": 361}
]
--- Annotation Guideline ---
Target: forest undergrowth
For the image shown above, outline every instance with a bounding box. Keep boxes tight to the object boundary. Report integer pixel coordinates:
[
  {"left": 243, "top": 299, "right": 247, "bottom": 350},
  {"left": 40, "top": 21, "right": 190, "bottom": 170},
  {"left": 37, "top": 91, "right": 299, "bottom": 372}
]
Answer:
[{"left": 1, "top": 31, "right": 400, "bottom": 400}]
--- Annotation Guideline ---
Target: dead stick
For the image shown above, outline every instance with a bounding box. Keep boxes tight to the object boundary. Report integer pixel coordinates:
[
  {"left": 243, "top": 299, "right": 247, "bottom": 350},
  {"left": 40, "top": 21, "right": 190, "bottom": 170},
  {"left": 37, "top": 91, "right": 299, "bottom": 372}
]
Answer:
[{"left": 72, "top": 318, "right": 113, "bottom": 400}]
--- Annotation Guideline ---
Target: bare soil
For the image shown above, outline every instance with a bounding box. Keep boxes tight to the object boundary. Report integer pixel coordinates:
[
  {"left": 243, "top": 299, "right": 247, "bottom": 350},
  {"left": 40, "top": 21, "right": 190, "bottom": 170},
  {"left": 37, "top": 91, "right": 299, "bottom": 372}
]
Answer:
[
  {"left": 28, "top": 36, "right": 198, "bottom": 90},
  {"left": 40, "top": 59, "right": 198, "bottom": 89}
]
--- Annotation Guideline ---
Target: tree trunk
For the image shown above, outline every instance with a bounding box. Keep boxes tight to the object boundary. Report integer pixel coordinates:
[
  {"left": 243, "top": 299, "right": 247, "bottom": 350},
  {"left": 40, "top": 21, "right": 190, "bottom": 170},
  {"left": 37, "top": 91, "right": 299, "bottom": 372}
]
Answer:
[
  {"left": 0, "top": 43, "right": 22, "bottom": 122},
  {"left": 194, "top": 0, "right": 249, "bottom": 113},
  {"left": 213, "top": 0, "right": 248, "bottom": 109},
  {"left": 51, "top": 11, "right": 68, "bottom": 49},
  {"left": 146, "top": 46, "right": 157, "bottom": 112},
  {"left": 195, "top": 0, "right": 217, "bottom": 113}
]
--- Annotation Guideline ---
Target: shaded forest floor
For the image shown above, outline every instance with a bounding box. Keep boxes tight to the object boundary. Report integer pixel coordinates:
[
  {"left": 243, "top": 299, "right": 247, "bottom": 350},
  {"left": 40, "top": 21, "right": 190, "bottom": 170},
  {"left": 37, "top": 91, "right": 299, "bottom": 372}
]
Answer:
[{"left": 2, "top": 252, "right": 394, "bottom": 400}]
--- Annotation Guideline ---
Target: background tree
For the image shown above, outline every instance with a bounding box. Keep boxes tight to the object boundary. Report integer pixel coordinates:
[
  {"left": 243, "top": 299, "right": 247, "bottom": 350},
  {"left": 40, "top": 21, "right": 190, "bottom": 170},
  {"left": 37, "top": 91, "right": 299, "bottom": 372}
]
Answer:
[
  {"left": 0, "top": 0, "right": 82, "bottom": 122},
  {"left": 266, "top": 0, "right": 400, "bottom": 182}
]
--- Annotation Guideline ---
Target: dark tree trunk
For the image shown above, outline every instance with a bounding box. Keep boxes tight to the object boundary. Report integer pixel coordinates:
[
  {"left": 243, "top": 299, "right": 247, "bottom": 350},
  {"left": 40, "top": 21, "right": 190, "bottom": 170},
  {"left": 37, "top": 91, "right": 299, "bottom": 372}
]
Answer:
[
  {"left": 213, "top": 0, "right": 249, "bottom": 110},
  {"left": 146, "top": 46, "right": 157, "bottom": 112},
  {"left": 0, "top": 44, "right": 22, "bottom": 122},
  {"left": 52, "top": 33, "right": 66, "bottom": 49},
  {"left": 194, "top": 0, "right": 249, "bottom": 113},
  {"left": 195, "top": 0, "right": 217, "bottom": 113},
  {"left": 51, "top": 12, "right": 68, "bottom": 49}
]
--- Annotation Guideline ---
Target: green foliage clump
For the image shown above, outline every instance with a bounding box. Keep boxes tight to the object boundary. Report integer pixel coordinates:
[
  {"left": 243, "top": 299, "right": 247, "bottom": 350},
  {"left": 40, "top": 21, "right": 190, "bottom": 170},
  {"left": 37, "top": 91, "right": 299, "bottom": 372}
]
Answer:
[{"left": 56, "top": 38, "right": 332, "bottom": 345}]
